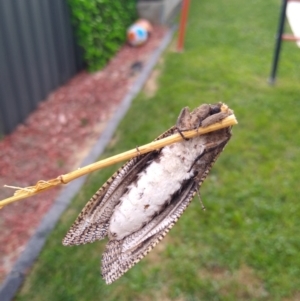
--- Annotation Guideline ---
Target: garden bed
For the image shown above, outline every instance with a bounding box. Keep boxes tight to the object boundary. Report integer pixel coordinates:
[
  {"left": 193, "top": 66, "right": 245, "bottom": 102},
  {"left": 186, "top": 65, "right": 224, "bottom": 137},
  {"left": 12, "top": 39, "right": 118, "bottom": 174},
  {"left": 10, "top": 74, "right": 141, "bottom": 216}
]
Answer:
[{"left": 0, "top": 26, "right": 167, "bottom": 283}]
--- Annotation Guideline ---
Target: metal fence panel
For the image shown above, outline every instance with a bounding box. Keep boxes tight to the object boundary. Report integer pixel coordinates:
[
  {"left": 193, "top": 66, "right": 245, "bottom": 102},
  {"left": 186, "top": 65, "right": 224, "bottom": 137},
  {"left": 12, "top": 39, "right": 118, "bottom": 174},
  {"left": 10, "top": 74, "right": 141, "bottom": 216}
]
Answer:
[{"left": 0, "top": 0, "right": 83, "bottom": 135}]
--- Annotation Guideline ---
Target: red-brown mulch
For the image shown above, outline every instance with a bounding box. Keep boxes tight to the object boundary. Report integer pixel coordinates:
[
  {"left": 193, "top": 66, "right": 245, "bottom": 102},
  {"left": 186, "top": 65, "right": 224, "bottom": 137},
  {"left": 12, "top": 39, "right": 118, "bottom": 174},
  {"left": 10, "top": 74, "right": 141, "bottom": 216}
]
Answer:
[{"left": 0, "top": 26, "right": 167, "bottom": 283}]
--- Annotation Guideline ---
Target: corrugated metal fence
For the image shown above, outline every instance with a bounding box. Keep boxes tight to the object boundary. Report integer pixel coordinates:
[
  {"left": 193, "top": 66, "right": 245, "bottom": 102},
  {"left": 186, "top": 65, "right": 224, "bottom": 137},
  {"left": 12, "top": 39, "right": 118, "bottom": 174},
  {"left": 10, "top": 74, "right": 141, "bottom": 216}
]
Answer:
[{"left": 0, "top": 0, "right": 84, "bottom": 135}]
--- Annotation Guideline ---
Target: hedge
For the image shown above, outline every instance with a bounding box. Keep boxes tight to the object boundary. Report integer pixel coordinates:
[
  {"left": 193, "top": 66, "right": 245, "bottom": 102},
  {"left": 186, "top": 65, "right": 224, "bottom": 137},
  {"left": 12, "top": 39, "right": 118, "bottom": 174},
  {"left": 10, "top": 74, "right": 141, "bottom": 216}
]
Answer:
[{"left": 68, "top": 0, "right": 137, "bottom": 72}]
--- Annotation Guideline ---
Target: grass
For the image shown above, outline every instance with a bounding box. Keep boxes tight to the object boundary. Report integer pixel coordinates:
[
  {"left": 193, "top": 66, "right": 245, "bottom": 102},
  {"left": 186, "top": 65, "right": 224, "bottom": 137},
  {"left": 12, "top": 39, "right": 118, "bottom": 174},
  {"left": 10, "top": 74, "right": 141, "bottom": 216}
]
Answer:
[{"left": 15, "top": 0, "right": 300, "bottom": 300}]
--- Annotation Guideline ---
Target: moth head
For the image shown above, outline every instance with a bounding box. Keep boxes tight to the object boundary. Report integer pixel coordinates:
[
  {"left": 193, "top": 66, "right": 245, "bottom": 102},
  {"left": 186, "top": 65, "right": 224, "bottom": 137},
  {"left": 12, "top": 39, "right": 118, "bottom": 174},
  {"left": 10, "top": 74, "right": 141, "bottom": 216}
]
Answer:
[
  {"left": 190, "top": 103, "right": 222, "bottom": 126},
  {"left": 209, "top": 103, "right": 222, "bottom": 115}
]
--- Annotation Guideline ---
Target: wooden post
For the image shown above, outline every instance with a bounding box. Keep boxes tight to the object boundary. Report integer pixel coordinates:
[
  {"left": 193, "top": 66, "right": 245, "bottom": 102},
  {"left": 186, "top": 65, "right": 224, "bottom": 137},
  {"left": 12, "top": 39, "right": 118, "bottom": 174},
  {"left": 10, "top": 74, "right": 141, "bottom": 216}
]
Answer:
[{"left": 177, "top": 0, "right": 190, "bottom": 52}]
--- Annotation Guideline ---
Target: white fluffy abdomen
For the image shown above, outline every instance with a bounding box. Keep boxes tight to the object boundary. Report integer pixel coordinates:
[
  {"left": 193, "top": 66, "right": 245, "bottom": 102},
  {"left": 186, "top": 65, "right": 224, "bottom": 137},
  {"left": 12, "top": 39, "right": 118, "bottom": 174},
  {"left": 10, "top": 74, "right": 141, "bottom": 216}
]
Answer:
[{"left": 108, "top": 136, "right": 205, "bottom": 240}]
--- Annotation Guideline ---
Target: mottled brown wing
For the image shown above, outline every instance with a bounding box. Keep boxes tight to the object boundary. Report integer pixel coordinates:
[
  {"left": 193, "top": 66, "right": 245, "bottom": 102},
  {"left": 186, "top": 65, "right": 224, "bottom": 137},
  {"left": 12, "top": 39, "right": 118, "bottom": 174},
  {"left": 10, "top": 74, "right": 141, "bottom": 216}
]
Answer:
[
  {"left": 63, "top": 127, "right": 178, "bottom": 246},
  {"left": 101, "top": 128, "right": 232, "bottom": 284},
  {"left": 101, "top": 180, "right": 197, "bottom": 284}
]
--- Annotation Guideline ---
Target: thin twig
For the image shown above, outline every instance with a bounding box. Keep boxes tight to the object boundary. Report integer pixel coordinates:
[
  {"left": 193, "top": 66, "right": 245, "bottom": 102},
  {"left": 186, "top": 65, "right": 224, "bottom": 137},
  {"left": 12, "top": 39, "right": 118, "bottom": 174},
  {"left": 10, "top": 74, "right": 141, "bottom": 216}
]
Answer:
[{"left": 0, "top": 114, "right": 237, "bottom": 208}]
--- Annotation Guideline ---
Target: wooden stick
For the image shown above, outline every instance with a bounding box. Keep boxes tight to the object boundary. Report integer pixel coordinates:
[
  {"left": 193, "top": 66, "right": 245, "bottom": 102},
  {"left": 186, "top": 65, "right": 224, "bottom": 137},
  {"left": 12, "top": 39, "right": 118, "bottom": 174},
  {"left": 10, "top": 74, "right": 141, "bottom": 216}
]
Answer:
[{"left": 0, "top": 114, "right": 237, "bottom": 208}]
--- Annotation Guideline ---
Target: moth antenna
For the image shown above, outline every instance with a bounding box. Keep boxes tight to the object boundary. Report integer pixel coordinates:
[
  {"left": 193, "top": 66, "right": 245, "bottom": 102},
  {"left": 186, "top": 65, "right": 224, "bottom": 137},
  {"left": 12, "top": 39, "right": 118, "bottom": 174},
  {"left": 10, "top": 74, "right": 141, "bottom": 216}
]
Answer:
[{"left": 196, "top": 188, "right": 206, "bottom": 211}]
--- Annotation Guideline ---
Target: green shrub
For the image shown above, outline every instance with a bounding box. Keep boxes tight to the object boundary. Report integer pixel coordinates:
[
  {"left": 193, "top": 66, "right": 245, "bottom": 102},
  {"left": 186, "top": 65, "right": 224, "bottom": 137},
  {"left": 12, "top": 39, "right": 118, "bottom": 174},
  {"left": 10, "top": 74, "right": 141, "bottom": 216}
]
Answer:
[{"left": 68, "top": 0, "right": 137, "bottom": 72}]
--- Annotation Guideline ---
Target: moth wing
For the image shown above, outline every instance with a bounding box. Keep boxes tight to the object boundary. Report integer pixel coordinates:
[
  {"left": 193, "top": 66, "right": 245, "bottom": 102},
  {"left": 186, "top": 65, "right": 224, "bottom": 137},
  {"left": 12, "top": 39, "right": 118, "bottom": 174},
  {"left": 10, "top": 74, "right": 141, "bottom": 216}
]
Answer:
[
  {"left": 63, "top": 127, "right": 177, "bottom": 246},
  {"left": 63, "top": 152, "right": 157, "bottom": 246},
  {"left": 101, "top": 179, "right": 197, "bottom": 284},
  {"left": 101, "top": 127, "right": 232, "bottom": 284}
]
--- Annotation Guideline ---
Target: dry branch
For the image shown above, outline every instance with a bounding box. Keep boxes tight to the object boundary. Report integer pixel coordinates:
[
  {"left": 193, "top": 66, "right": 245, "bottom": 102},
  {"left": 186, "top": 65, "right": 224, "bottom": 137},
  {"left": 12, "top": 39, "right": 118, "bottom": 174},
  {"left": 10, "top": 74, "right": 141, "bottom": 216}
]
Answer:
[{"left": 0, "top": 113, "right": 237, "bottom": 208}]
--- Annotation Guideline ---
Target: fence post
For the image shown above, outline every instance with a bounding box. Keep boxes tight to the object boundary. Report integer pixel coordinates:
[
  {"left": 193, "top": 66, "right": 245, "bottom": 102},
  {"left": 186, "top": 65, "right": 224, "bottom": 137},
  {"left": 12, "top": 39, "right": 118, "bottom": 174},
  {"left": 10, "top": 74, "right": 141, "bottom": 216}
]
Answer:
[
  {"left": 177, "top": 0, "right": 190, "bottom": 52},
  {"left": 269, "top": 0, "right": 288, "bottom": 84}
]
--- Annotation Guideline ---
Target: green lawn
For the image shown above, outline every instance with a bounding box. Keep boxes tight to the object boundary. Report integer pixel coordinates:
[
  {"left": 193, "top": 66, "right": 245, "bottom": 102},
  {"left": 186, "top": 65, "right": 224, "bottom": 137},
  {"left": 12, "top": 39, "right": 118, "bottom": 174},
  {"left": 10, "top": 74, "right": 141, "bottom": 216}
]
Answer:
[{"left": 15, "top": 0, "right": 300, "bottom": 300}]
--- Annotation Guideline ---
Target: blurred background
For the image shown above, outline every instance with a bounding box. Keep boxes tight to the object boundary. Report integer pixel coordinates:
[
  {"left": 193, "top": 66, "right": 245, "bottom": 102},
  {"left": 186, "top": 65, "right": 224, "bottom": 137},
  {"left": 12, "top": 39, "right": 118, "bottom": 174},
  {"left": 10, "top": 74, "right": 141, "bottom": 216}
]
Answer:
[{"left": 1, "top": 0, "right": 300, "bottom": 300}]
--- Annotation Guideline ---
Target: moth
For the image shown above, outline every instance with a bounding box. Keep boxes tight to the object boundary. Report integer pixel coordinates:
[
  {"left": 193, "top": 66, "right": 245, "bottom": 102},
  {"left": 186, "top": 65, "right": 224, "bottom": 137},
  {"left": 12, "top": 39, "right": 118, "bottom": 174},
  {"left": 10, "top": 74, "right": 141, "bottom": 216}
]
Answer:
[{"left": 63, "top": 103, "right": 233, "bottom": 284}]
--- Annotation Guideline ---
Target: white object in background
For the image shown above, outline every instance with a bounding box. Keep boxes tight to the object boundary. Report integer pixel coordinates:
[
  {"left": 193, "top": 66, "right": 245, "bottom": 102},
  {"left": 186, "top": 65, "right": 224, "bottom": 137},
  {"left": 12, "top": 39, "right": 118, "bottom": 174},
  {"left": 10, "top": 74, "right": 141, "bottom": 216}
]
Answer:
[
  {"left": 127, "top": 19, "right": 153, "bottom": 46},
  {"left": 286, "top": 1, "right": 300, "bottom": 47}
]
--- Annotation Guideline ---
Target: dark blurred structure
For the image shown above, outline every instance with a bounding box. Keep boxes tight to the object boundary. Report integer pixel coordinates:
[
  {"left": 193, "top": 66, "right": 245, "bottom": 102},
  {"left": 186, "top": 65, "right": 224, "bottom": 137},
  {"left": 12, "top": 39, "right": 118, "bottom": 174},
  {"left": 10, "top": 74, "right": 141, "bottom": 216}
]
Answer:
[
  {"left": 269, "top": 0, "right": 300, "bottom": 84},
  {"left": 0, "top": 0, "right": 84, "bottom": 135}
]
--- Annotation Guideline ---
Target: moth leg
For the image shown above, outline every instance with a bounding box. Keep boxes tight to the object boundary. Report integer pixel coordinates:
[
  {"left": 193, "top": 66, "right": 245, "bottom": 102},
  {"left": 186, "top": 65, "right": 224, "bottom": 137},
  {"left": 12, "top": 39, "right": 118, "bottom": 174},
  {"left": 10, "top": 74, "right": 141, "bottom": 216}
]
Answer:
[
  {"left": 189, "top": 104, "right": 212, "bottom": 131},
  {"left": 196, "top": 187, "right": 206, "bottom": 211},
  {"left": 177, "top": 128, "right": 190, "bottom": 141},
  {"left": 176, "top": 107, "right": 191, "bottom": 141},
  {"left": 136, "top": 146, "right": 141, "bottom": 157},
  {"left": 176, "top": 105, "right": 212, "bottom": 140},
  {"left": 201, "top": 111, "right": 232, "bottom": 128},
  {"left": 177, "top": 104, "right": 219, "bottom": 138}
]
